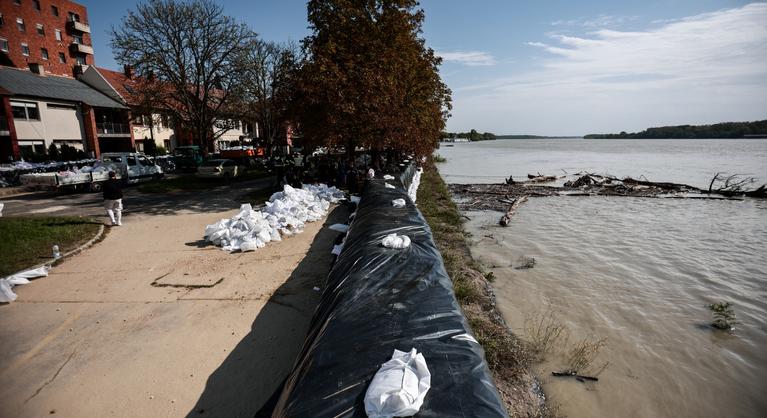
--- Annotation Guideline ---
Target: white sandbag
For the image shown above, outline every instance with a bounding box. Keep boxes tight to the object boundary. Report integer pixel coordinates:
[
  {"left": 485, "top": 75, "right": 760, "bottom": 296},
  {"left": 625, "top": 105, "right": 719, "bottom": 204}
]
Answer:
[
  {"left": 350, "top": 195, "right": 361, "bottom": 204},
  {"left": 407, "top": 168, "right": 423, "bottom": 203},
  {"left": 0, "top": 265, "right": 50, "bottom": 303},
  {"left": 0, "top": 280, "right": 17, "bottom": 303},
  {"left": 329, "top": 223, "right": 349, "bottom": 233},
  {"left": 383, "top": 174, "right": 395, "bottom": 180},
  {"left": 240, "top": 240, "right": 258, "bottom": 252},
  {"left": 368, "top": 168, "right": 375, "bottom": 178},
  {"left": 382, "top": 233, "right": 411, "bottom": 249},
  {"left": 364, "top": 348, "right": 431, "bottom": 418},
  {"left": 331, "top": 243, "right": 344, "bottom": 256},
  {"left": 384, "top": 183, "right": 395, "bottom": 189},
  {"left": 392, "top": 199, "right": 406, "bottom": 208},
  {"left": 6, "top": 265, "right": 49, "bottom": 282}
]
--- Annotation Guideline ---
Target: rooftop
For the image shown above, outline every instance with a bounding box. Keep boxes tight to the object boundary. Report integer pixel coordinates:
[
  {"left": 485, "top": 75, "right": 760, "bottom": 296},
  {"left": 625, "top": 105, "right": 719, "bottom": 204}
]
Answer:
[{"left": 0, "top": 67, "right": 127, "bottom": 109}]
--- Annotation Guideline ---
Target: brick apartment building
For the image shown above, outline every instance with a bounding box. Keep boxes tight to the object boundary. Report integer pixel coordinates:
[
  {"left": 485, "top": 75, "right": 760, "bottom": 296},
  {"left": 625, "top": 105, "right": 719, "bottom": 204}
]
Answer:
[
  {"left": 0, "top": 0, "right": 252, "bottom": 162},
  {"left": 0, "top": 0, "right": 93, "bottom": 77}
]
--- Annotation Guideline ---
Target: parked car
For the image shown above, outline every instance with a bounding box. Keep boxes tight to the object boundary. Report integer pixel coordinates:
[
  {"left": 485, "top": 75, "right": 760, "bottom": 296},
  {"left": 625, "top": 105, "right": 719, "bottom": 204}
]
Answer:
[
  {"left": 196, "top": 159, "right": 242, "bottom": 179},
  {"left": 100, "top": 152, "right": 163, "bottom": 184}
]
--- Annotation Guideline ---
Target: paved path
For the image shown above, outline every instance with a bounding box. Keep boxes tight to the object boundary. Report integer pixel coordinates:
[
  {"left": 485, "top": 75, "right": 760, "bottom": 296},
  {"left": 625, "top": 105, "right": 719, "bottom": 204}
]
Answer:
[{"left": 0, "top": 189, "right": 346, "bottom": 417}]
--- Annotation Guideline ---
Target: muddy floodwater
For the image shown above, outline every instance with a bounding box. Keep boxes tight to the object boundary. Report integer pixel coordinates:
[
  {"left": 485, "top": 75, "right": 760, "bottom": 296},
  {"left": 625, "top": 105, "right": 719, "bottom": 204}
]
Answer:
[{"left": 439, "top": 139, "right": 767, "bottom": 418}]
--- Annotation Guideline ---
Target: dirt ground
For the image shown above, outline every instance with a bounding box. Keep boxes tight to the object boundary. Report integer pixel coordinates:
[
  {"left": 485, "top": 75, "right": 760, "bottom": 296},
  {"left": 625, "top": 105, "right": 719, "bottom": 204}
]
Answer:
[{"left": 0, "top": 204, "right": 346, "bottom": 417}]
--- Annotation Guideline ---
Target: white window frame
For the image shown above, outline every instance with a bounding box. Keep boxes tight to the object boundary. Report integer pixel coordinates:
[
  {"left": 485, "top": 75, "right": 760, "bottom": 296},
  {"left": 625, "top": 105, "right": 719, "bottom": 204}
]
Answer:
[
  {"left": 55, "top": 29, "right": 62, "bottom": 41},
  {"left": 0, "top": 38, "right": 8, "bottom": 52},
  {"left": 16, "top": 18, "right": 25, "bottom": 32},
  {"left": 41, "top": 47, "right": 48, "bottom": 60},
  {"left": 36, "top": 23, "right": 44, "bottom": 36},
  {"left": 11, "top": 101, "right": 41, "bottom": 121},
  {"left": 58, "top": 52, "right": 66, "bottom": 63},
  {"left": 21, "top": 42, "right": 30, "bottom": 56}
]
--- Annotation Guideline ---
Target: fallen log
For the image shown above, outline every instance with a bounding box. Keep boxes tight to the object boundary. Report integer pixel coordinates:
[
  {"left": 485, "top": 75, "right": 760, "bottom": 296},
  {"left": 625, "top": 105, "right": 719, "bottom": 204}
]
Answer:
[
  {"left": 552, "top": 370, "right": 599, "bottom": 381},
  {"left": 499, "top": 195, "right": 528, "bottom": 226}
]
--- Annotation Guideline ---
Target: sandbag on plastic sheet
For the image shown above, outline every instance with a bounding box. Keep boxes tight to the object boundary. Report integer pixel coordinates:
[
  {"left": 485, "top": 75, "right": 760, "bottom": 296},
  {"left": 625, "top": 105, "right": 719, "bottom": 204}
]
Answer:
[
  {"left": 271, "top": 173, "right": 506, "bottom": 417},
  {"left": 364, "top": 348, "right": 431, "bottom": 418},
  {"left": 392, "top": 198, "right": 406, "bottom": 208}
]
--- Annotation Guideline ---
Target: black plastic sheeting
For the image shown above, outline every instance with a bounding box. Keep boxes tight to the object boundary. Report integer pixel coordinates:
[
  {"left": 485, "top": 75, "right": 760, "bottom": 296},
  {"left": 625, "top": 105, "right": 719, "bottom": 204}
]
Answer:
[{"left": 271, "top": 173, "right": 507, "bottom": 417}]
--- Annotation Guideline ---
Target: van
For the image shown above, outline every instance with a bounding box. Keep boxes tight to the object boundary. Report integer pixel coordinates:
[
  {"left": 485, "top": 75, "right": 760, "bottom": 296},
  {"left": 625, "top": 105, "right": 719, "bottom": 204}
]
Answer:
[{"left": 100, "top": 152, "right": 163, "bottom": 184}]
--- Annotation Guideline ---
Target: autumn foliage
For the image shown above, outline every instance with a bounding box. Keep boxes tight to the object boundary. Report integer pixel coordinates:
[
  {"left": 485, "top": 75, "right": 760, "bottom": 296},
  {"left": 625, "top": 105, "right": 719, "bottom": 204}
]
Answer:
[{"left": 295, "top": 0, "right": 452, "bottom": 157}]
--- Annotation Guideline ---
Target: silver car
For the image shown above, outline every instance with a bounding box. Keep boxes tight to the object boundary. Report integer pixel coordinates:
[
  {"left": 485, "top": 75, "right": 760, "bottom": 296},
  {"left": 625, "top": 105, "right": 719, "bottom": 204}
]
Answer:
[{"left": 196, "top": 159, "right": 242, "bottom": 179}]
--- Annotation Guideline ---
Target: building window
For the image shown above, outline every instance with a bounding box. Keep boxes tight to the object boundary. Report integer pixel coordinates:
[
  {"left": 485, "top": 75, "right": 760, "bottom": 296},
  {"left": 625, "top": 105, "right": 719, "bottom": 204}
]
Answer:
[
  {"left": 75, "top": 54, "right": 85, "bottom": 65},
  {"left": 16, "top": 18, "right": 25, "bottom": 32},
  {"left": 11, "top": 101, "right": 41, "bottom": 121},
  {"left": 0, "top": 38, "right": 8, "bottom": 52},
  {"left": 13, "top": 0, "right": 21, "bottom": 5},
  {"left": 55, "top": 29, "right": 62, "bottom": 41},
  {"left": 41, "top": 48, "right": 48, "bottom": 60},
  {"left": 58, "top": 52, "right": 66, "bottom": 63},
  {"left": 21, "top": 43, "right": 30, "bottom": 56},
  {"left": 36, "top": 23, "right": 44, "bottom": 35},
  {"left": 0, "top": 13, "right": 4, "bottom": 27},
  {"left": 33, "top": 0, "right": 40, "bottom": 11},
  {"left": 68, "top": 12, "right": 80, "bottom": 23},
  {"left": 51, "top": 5, "right": 59, "bottom": 16},
  {"left": 73, "top": 34, "right": 83, "bottom": 44}
]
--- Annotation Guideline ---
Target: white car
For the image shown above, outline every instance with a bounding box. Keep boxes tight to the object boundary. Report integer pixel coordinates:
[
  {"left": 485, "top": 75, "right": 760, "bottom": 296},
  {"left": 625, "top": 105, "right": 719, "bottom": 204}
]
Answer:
[
  {"left": 100, "top": 152, "right": 163, "bottom": 183},
  {"left": 196, "top": 159, "right": 242, "bottom": 179}
]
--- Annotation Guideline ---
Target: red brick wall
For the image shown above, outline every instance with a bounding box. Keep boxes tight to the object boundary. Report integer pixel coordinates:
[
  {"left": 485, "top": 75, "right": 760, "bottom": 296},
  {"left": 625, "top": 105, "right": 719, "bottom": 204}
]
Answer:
[{"left": 0, "top": 0, "right": 93, "bottom": 77}]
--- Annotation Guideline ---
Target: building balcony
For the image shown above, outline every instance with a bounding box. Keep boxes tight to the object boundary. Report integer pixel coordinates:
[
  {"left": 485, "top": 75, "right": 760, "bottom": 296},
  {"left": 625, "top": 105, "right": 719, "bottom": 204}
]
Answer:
[
  {"left": 96, "top": 122, "right": 131, "bottom": 137},
  {"left": 70, "top": 42, "right": 94, "bottom": 55},
  {"left": 67, "top": 20, "right": 91, "bottom": 34}
]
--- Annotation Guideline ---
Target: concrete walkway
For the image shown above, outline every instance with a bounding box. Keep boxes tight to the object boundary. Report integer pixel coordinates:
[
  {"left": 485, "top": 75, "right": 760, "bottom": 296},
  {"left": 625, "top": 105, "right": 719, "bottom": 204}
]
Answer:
[{"left": 0, "top": 200, "right": 346, "bottom": 417}]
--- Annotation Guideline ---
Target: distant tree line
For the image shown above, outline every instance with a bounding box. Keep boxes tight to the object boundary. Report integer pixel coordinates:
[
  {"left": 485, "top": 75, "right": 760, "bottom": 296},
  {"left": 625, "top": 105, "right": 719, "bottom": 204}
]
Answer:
[
  {"left": 441, "top": 129, "right": 496, "bottom": 141},
  {"left": 584, "top": 120, "right": 767, "bottom": 139}
]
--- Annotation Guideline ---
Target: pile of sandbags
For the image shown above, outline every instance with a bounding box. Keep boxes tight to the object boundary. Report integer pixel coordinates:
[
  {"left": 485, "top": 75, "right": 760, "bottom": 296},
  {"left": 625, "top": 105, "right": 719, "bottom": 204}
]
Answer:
[{"left": 204, "top": 184, "right": 345, "bottom": 252}]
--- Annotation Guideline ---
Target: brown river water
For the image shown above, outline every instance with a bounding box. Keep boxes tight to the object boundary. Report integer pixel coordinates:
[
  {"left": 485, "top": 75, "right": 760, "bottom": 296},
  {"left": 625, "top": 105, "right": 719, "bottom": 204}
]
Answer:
[{"left": 438, "top": 139, "right": 767, "bottom": 418}]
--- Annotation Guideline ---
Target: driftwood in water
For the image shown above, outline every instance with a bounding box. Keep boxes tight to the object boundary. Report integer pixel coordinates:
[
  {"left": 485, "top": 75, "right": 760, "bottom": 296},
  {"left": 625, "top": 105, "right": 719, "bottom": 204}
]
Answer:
[
  {"left": 499, "top": 196, "right": 528, "bottom": 226},
  {"left": 448, "top": 171, "right": 764, "bottom": 212},
  {"left": 527, "top": 173, "right": 560, "bottom": 183},
  {"left": 552, "top": 370, "right": 599, "bottom": 382}
]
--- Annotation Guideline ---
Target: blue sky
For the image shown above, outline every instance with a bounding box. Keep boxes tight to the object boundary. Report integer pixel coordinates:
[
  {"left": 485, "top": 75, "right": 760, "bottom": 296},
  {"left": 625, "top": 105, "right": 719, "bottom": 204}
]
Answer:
[{"left": 82, "top": 0, "right": 767, "bottom": 135}]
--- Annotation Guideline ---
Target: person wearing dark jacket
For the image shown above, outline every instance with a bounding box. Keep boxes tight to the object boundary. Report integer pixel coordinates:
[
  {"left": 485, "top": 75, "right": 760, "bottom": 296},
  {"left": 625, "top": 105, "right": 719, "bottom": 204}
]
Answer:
[{"left": 103, "top": 171, "right": 124, "bottom": 226}]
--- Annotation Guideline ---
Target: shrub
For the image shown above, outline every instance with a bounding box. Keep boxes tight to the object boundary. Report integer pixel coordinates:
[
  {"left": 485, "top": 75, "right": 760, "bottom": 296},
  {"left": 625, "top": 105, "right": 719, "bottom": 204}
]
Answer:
[{"left": 708, "top": 301, "right": 738, "bottom": 330}]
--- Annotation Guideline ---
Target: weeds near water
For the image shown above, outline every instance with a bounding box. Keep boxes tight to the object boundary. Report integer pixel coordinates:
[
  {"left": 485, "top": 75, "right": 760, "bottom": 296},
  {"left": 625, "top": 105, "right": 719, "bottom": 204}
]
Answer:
[
  {"left": 565, "top": 337, "right": 609, "bottom": 377},
  {"left": 708, "top": 301, "right": 738, "bottom": 330},
  {"left": 524, "top": 310, "right": 569, "bottom": 360}
]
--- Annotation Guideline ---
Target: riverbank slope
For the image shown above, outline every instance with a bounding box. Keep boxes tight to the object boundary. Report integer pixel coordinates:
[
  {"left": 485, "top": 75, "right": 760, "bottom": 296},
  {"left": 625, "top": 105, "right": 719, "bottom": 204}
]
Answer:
[{"left": 418, "top": 159, "right": 552, "bottom": 417}]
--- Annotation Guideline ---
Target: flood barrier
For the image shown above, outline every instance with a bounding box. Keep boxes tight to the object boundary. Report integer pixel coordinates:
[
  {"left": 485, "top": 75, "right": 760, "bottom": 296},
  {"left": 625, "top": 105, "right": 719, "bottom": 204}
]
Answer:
[{"left": 271, "top": 173, "right": 507, "bottom": 417}]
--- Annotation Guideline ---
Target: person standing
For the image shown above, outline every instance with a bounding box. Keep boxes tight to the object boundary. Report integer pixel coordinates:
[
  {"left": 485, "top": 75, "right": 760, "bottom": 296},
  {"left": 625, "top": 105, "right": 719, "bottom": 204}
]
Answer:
[{"left": 103, "top": 171, "right": 123, "bottom": 226}]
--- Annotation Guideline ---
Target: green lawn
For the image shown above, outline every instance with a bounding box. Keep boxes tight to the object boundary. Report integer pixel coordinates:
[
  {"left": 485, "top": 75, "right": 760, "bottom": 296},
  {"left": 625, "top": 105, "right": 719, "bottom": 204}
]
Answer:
[
  {"left": 0, "top": 216, "right": 102, "bottom": 277},
  {"left": 138, "top": 169, "right": 270, "bottom": 194}
]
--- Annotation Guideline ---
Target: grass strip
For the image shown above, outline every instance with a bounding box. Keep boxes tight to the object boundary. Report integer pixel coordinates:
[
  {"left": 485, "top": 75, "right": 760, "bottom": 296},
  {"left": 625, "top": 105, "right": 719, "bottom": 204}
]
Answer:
[
  {"left": 417, "top": 159, "right": 554, "bottom": 417},
  {"left": 0, "top": 216, "right": 101, "bottom": 277}
]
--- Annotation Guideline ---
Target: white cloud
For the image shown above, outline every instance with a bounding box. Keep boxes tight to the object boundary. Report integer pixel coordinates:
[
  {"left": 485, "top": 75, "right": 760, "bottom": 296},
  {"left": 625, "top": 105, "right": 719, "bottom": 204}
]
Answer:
[
  {"left": 449, "top": 4, "right": 767, "bottom": 135},
  {"left": 437, "top": 50, "right": 496, "bottom": 66},
  {"left": 551, "top": 14, "right": 638, "bottom": 28}
]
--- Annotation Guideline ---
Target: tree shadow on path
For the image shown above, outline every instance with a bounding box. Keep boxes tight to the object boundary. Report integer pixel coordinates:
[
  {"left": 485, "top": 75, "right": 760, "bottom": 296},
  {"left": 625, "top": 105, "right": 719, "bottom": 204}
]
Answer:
[{"left": 186, "top": 205, "right": 348, "bottom": 417}]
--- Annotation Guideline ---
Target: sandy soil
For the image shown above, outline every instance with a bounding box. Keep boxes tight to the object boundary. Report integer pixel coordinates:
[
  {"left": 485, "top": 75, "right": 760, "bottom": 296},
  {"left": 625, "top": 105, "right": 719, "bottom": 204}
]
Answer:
[{"left": 0, "top": 205, "right": 346, "bottom": 417}]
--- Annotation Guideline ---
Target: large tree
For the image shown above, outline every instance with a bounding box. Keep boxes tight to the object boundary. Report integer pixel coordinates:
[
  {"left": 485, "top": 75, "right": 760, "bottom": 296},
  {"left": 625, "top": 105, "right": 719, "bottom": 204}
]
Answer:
[
  {"left": 111, "top": 0, "right": 256, "bottom": 151},
  {"left": 296, "top": 0, "right": 451, "bottom": 157},
  {"left": 235, "top": 40, "right": 300, "bottom": 156}
]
